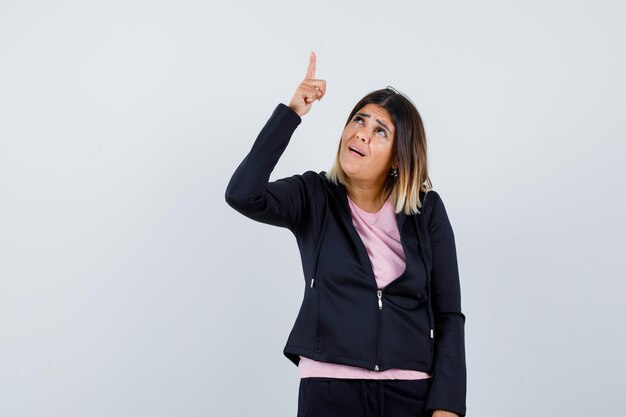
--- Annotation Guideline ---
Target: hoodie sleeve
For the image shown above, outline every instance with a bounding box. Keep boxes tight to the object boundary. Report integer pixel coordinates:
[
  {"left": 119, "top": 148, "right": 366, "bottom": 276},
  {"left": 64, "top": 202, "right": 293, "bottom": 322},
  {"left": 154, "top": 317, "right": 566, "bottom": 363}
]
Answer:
[
  {"left": 224, "top": 103, "right": 314, "bottom": 233},
  {"left": 424, "top": 191, "right": 467, "bottom": 417}
]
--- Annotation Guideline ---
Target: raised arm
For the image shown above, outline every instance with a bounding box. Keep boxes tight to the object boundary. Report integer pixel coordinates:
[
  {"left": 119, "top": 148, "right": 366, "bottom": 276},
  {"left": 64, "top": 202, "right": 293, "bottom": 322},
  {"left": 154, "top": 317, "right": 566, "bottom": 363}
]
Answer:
[{"left": 224, "top": 51, "right": 327, "bottom": 232}]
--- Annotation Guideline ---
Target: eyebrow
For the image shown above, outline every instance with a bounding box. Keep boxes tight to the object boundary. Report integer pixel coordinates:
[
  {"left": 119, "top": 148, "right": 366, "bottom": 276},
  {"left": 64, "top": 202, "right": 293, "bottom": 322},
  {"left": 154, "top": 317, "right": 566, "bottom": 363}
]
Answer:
[{"left": 355, "top": 112, "right": 393, "bottom": 135}]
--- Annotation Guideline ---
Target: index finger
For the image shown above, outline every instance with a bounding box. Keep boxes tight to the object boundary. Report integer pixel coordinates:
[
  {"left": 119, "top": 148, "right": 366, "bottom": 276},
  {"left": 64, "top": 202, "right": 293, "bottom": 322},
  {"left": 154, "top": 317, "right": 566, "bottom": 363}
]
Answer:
[{"left": 305, "top": 50, "right": 316, "bottom": 80}]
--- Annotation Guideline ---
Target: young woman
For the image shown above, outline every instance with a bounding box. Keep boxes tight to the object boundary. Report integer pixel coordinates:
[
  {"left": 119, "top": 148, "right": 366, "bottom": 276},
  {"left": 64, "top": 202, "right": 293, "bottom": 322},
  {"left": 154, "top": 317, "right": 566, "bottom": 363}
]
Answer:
[{"left": 225, "top": 51, "right": 467, "bottom": 417}]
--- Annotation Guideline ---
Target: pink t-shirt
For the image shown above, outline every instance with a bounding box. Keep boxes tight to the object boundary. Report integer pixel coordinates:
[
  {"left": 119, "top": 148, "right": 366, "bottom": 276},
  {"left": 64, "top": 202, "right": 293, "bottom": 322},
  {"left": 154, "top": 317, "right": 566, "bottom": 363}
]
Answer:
[{"left": 298, "top": 194, "right": 432, "bottom": 380}]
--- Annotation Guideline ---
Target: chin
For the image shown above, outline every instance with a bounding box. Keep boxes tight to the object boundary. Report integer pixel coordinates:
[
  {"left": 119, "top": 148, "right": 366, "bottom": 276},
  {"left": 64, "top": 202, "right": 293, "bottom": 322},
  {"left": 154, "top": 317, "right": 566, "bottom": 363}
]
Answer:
[{"left": 339, "top": 160, "right": 356, "bottom": 176}]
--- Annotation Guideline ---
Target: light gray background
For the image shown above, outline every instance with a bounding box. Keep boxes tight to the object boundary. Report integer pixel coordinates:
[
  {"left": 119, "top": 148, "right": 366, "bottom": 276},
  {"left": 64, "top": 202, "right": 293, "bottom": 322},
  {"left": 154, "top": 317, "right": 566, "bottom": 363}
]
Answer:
[{"left": 1, "top": 1, "right": 624, "bottom": 416}]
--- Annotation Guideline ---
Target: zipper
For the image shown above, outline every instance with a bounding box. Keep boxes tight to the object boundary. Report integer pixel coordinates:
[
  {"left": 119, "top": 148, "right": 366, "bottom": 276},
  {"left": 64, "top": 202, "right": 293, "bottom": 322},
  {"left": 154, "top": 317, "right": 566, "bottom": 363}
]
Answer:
[
  {"left": 335, "top": 202, "right": 383, "bottom": 370},
  {"left": 375, "top": 289, "right": 383, "bottom": 371}
]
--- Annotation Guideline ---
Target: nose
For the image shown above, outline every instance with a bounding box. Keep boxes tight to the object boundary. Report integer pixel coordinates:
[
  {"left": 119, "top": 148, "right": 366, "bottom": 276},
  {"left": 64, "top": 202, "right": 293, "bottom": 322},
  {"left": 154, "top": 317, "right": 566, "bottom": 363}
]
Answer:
[{"left": 356, "top": 128, "right": 371, "bottom": 143}]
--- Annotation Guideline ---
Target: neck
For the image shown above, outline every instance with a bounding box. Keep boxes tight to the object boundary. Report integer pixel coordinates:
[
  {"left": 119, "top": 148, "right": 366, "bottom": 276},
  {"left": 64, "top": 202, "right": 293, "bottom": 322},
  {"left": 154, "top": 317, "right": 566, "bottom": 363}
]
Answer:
[{"left": 345, "top": 178, "right": 388, "bottom": 213}]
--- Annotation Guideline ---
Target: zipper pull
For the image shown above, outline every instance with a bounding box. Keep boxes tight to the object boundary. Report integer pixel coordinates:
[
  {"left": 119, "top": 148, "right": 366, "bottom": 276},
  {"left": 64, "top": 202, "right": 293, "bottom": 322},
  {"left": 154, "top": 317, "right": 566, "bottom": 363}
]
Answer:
[
  {"left": 377, "top": 290, "right": 383, "bottom": 310},
  {"left": 310, "top": 278, "right": 315, "bottom": 288},
  {"left": 430, "top": 329, "right": 434, "bottom": 339}
]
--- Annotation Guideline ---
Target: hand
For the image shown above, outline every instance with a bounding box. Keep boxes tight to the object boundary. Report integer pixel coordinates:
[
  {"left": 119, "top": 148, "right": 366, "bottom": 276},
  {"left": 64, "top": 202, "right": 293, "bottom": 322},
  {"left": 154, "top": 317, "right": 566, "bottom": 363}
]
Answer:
[
  {"left": 288, "top": 50, "right": 326, "bottom": 117},
  {"left": 433, "top": 409, "right": 459, "bottom": 417}
]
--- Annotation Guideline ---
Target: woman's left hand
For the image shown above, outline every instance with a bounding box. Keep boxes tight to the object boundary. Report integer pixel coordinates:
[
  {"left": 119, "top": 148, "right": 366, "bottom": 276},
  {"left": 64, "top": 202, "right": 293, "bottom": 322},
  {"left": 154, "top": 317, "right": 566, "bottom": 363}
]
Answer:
[{"left": 433, "top": 410, "right": 459, "bottom": 417}]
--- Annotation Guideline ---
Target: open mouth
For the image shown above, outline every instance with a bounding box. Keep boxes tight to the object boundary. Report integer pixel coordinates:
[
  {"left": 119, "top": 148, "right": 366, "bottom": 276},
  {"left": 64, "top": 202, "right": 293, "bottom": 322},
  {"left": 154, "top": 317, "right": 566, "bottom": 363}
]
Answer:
[{"left": 348, "top": 146, "right": 365, "bottom": 157}]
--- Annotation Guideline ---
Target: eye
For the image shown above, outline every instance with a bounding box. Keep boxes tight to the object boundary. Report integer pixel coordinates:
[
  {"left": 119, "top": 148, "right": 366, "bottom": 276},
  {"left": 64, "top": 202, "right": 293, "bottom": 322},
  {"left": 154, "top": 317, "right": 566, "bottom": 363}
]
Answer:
[{"left": 353, "top": 116, "right": 388, "bottom": 138}]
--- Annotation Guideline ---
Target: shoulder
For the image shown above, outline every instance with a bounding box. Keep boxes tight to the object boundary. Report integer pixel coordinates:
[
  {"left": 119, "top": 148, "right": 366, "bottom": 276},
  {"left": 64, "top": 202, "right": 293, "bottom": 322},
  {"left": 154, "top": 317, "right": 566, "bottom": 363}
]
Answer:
[
  {"left": 291, "top": 170, "right": 324, "bottom": 199},
  {"left": 277, "top": 170, "right": 328, "bottom": 199},
  {"left": 301, "top": 170, "right": 324, "bottom": 187},
  {"left": 423, "top": 189, "right": 457, "bottom": 241},
  {"left": 422, "top": 189, "right": 449, "bottom": 226},
  {"left": 422, "top": 189, "right": 440, "bottom": 214}
]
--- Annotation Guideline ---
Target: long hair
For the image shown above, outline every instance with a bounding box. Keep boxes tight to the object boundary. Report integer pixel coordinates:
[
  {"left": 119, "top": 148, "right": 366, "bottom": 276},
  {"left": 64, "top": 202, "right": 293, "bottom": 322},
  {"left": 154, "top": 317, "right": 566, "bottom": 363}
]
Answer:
[{"left": 325, "top": 86, "right": 433, "bottom": 215}]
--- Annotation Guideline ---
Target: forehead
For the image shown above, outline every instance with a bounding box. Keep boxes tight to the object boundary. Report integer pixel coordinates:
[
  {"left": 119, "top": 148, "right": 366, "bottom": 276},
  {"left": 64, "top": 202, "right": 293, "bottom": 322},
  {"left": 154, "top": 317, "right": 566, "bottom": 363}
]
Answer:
[
  {"left": 356, "top": 104, "right": 394, "bottom": 128},
  {"left": 356, "top": 103, "right": 395, "bottom": 134}
]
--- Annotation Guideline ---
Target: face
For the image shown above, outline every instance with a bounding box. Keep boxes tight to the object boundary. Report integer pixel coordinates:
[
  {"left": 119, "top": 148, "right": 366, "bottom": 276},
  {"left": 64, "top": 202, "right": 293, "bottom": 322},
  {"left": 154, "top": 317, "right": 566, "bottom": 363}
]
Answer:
[{"left": 339, "top": 103, "right": 396, "bottom": 188}]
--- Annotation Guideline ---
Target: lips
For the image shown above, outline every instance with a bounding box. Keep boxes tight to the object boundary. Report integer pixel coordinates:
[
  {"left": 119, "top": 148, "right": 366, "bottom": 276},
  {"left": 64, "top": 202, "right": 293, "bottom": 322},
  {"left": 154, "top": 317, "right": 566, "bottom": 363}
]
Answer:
[{"left": 348, "top": 145, "right": 366, "bottom": 157}]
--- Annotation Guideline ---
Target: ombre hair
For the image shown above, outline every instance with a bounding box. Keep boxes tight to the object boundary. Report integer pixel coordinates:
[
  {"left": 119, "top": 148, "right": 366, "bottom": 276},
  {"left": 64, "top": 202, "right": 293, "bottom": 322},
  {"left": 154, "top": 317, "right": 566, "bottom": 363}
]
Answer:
[{"left": 325, "top": 86, "right": 433, "bottom": 215}]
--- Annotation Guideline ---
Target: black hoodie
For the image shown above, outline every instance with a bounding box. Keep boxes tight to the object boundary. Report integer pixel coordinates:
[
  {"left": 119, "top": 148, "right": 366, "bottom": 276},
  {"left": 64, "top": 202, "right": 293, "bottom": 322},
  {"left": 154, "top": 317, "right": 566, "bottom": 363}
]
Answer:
[{"left": 225, "top": 103, "right": 467, "bottom": 416}]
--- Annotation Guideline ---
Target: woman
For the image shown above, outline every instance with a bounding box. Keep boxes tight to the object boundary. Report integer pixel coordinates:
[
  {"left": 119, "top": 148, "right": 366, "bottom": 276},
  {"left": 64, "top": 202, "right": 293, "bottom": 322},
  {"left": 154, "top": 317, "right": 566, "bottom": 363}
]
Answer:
[{"left": 225, "top": 51, "right": 466, "bottom": 417}]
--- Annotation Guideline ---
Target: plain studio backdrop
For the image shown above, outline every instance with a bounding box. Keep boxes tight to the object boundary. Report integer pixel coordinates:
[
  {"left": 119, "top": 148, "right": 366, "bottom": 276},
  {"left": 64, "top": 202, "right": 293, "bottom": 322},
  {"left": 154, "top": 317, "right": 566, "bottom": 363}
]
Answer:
[{"left": 1, "top": 1, "right": 624, "bottom": 416}]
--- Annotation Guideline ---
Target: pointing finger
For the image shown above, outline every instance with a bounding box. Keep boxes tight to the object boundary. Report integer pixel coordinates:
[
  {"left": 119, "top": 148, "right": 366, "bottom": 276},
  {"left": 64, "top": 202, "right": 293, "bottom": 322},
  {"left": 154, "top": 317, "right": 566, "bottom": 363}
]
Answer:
[{"left": 305, "top": 50, "right": 316, "bottom": 80}]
